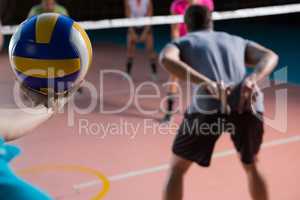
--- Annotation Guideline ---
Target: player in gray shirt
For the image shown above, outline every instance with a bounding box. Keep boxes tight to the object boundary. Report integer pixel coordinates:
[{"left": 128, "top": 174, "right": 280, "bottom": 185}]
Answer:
[{"left": 160, "top": 5, "right": 278, "bottom": 200}]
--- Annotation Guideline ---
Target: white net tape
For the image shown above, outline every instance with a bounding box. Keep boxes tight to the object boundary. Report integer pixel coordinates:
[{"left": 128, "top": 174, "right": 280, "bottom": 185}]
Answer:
[{"left": 1, "top": 3, "right": 300, "bottom": 35}]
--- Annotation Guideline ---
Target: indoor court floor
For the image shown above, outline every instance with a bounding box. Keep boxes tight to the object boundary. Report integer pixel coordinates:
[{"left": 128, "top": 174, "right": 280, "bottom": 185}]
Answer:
[{"left": 0, "top": 44, "right": 299, "bottom": 200}]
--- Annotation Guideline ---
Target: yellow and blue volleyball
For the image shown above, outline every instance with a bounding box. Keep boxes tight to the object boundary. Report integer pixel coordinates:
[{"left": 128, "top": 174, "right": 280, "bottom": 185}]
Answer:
[{"left": 9, "top": 13, "right": 92, "bottom": 95}]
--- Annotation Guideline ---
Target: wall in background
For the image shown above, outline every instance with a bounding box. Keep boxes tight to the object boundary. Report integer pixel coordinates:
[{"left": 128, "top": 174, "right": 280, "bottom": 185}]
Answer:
[{"left": 0, "top": 0, "right": 300, "bottom": 25}]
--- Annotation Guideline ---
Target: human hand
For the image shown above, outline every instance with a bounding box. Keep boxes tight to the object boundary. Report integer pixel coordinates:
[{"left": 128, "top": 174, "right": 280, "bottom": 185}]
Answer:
[
  {"left": 130, "top": 29, "right": 139, "bottom": 42},
  {"left": 203, "top": 81, "right": 232, "bottom": 114},
  {"left": 139, "top": 30, "right": 148, "bottom": 43},
  {"left": 238, "top": 76, "right": 258, "bottom": 114},
  {"left": 18, "top": 80, "right": 84, "bottom": 113}
]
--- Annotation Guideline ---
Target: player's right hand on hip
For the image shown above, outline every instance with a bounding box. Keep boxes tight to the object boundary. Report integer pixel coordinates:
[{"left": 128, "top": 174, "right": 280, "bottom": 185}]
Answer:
[{"left": 238, "top": 77, "right": 258, "bottom": 114}]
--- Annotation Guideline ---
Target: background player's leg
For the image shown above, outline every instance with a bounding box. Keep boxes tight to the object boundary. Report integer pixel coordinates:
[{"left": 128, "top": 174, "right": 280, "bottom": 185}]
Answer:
[
  {"left": 162, "top": 75, "right": 178, "bottom": 122},
  {"left": 163, "top": 155, "right": 192, "bottom": 200},
  {"left": 145, "top": 32, "right": 158, "bottom": 81},
  {"left": 0, "top": 31, "right": 3, "bottom": 51},
  {"left": 243, "top": 162, "right": 269, "bottom": 200},
  {"left": 126, "top": 31, "right": 137, "bottom": 76}
]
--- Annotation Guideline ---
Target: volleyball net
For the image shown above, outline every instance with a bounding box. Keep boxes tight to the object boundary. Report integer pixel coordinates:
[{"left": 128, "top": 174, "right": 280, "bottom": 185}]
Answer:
[{"left": 1, "top": 3, "right": 300, "bottom": 35}]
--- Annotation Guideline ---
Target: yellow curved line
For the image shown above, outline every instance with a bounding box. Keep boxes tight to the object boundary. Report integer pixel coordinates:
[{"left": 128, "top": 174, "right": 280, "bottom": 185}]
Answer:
[
  {"left": 73, "top": 22, "right": 93, "bottom": 68},
  {"left": 13, "top": 56, "right": 81, "bottom": 78},
  {"left": 18, "top": 164, "right": 110, "bottom": 200}
]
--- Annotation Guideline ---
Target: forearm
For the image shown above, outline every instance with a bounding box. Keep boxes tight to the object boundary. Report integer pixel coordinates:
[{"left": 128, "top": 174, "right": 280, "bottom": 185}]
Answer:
[
  {"left": 245, "top": 42, "right": 279, "bottom": 83},
  {"left": 0, "top": 106, "right": 54, "bottom": 142},
  {"left": 162, "top": 57, "right": 213, "bottom": 85},
  {"left": 249, "top": 52, "right": 278, "bottom": 82}
]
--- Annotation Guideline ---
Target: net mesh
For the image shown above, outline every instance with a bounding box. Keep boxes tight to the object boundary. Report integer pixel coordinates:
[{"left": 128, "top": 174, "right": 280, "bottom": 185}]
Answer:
[{"left": 1, "top": 3, "right": 300, "bottom": 35}]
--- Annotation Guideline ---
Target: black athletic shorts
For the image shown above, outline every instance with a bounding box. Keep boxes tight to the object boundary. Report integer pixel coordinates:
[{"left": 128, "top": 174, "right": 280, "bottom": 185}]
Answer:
[{"left": 172, "top": 111, "right": 264, "bottom": 167}]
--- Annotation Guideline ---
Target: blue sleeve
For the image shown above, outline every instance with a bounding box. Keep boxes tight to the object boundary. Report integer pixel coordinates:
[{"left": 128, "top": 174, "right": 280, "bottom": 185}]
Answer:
[
  {"left": 0, "top": 137, "right": 53, "bottom": 200},
  {"left": 0, "top": 137, "right": 21, "bottom": 162}
]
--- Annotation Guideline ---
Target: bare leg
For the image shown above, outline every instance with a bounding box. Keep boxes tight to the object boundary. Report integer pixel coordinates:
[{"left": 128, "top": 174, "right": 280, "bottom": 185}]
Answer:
[
  {"left": 0, "top": 32, "right": 3, "bottom": 51},
  {"left": 126, "top": 31, "right": 137, "bottom": 75},
  {"left": 168, "top": 75, "right": 178, "bottom": 94},
  {"left": 163, "top": 155, "right": 192, "bottom": 200},
  {"left": 162, "top": 75, "right": 178, "bottom": 122},
  {"left": 145, "top": 32, "right": 156, "bottom": 61},
  {"left": 145, "top": 32, "right": 157, "bottom": 80},
  {"left": 243, "top": 162, "right": 269, "bottom": 200}
]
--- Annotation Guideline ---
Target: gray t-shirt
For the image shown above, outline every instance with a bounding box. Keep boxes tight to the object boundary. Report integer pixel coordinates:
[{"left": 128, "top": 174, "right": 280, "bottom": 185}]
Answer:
[{"left": 168, "top": 30, "right": 264, "bottom": 114}]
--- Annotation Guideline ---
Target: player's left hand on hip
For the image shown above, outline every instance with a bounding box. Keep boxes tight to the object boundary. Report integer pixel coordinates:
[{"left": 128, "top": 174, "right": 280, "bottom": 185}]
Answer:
[
  {"left": 203, "top": 81, "right": 232, "bottom": 114},
  {"left": 203, "top": 81, "right": 219, "bottom": 99},
  {"left": 204, "top": 81, "right": 231, "bottom": 100}
]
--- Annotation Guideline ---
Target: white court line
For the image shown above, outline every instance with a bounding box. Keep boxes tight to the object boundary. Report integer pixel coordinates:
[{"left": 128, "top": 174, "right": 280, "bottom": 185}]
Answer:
[{"left": 73, "top": 135, "right": 300, "bottom": 190}]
